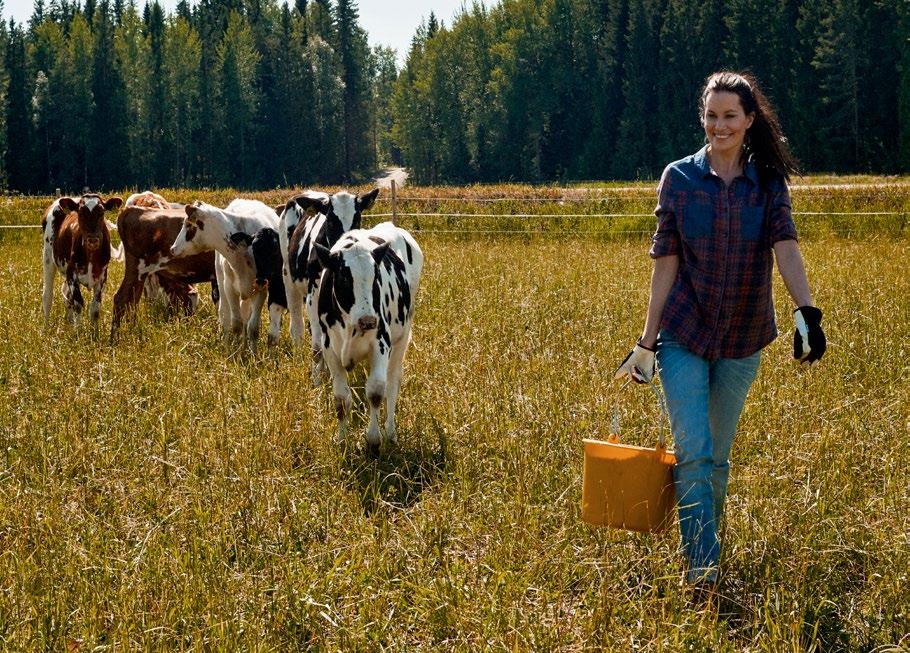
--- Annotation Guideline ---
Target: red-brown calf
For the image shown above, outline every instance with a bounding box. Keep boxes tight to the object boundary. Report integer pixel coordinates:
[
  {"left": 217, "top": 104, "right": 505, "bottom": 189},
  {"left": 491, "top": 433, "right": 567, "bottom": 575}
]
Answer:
[
  {"left": 111, "top": 205, "right": 217, "bottom": 339},
  {"left": 42, "top": 194, "right": 123, "bottom": 326}
]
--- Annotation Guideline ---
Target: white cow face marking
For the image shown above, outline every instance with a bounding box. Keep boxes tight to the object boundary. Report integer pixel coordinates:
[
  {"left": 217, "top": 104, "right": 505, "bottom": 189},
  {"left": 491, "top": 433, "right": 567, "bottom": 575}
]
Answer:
[
  {"left": 84, "top": 196, "right": 100, "bottom": 212},
  {"left": 330, "top": 193, "right": 358, "bottom": 232},
  {"left": 171, "top": 217, "right": 204, "bottom": 257}
]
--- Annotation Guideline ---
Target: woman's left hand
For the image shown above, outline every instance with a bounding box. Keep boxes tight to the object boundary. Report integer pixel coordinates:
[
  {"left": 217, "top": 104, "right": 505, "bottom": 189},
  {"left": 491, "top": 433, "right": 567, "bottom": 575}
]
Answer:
[{"left": 793, "top": 306, "right": 826, "bottom": 365}]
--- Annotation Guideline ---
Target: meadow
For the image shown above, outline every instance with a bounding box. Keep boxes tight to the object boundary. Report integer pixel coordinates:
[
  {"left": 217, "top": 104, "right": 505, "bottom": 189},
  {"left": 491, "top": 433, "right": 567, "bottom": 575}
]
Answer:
[{"left": 0, "top": 179, "right": 908, "bottom": 650}]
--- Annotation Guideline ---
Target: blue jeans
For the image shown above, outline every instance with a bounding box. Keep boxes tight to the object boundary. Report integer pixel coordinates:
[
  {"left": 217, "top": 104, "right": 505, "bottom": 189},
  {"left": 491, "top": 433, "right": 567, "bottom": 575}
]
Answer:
[{"left": 656, "top": 330, "right": 761, "bottom": 584}]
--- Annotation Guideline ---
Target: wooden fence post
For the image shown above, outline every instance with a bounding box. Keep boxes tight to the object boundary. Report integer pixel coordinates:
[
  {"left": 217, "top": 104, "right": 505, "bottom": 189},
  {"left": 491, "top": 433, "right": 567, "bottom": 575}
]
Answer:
[{"left": 390, "top": 179, "right": 397, "bottom": 224}]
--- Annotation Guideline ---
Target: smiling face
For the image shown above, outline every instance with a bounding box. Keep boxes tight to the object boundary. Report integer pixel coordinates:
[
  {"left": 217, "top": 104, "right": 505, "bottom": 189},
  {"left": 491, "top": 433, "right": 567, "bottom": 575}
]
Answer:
[{"left": 702, "top": 90, "right": 754, "bottom": 158}]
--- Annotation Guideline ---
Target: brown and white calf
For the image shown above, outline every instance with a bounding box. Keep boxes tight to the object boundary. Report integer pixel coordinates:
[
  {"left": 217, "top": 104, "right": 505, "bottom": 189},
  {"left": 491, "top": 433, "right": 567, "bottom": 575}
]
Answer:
[
  {"left": 124, "top": 191, "right": 185, "bottom": 306},
  {"left": 42, "top": 194, "right": 123, "bottom": 326},
  {"left": 169, "top": 199, "right": 279, "bottom": 348},
  {"left": 111, "top": 204, "right": 218, "bottom": 338}
]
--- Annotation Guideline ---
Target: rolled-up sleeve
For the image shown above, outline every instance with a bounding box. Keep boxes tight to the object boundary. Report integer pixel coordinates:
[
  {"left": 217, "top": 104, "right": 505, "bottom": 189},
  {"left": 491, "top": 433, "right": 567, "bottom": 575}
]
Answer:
[
  {"left": 767, "top": 181, "right": 798, "bottom": 245},
  {"left": 649, "top": 165, "right": 680, "bottom": 258}
]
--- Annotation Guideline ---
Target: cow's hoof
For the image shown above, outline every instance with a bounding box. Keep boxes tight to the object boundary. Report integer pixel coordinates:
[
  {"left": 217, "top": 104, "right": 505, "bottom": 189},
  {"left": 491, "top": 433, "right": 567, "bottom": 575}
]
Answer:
[
  {"left": 366, "top": 423, "right": 382, "bottom": 448},
  {"left": 365, "top": 440, "right": 381, "bottom": 458},
  {"left": 386, "top": 426, "right": 398, "bottom": 446}
]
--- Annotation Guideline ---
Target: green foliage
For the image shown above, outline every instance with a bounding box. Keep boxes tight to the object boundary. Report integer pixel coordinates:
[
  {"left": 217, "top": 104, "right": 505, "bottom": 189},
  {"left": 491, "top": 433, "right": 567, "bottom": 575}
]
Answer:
[
  {"left": 0, "top": 0, "right": 907, "bottom": 190},
  {"left": 113, "top": 2, "right": 152, "bottom": 185},
  {"left": 162, "top": 16, "right": 202, "bottom": 185},
  {"left": 393, "top": 0, "right": 910, "bottom": 183},
  {"left": 213, "top": 10, "right": 260, "bottom": 185},
  {"left": 0, "top": 0, "right": 382, "bottom": 191}
]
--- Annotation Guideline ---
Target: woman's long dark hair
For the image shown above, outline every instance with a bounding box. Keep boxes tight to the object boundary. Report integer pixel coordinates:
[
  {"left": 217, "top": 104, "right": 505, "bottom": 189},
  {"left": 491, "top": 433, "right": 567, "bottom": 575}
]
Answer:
[{"left": 700, "top": 71, "right": 801, "bottom": 188}]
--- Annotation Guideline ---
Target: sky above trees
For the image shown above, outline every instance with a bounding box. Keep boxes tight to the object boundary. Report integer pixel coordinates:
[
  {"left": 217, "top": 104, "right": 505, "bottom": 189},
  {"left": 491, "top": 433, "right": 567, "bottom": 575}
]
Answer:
[{"left": 2, "top": 0, "right": 469, "bottom": 59}]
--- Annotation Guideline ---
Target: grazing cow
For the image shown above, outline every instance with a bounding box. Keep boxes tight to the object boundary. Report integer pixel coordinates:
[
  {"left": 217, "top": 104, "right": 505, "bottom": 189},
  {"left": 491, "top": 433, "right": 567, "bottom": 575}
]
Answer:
[
  {"left": 279, "top": 189, "right": 380, "bottom": 378},
  {"left": 169, "top": 199, "right": 279, "bottom": 348},
  {"left": 312, "top": 221, "right": 423, "bottom": 449},
  {"left": 42, "top": 193, "right": 123, "bottom": 326},
  {"left": 249, "top": 227, "right": 288, "bottom": 346},
  {"left": 111, "top": 205, "right": 218, "bottom": 338}
]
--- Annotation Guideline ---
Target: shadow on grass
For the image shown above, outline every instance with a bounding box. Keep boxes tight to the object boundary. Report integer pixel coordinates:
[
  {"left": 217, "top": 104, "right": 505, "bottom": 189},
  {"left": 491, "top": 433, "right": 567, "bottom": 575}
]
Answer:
[{"left": 339, "top": 418, "right": 452, "bottom": 515}]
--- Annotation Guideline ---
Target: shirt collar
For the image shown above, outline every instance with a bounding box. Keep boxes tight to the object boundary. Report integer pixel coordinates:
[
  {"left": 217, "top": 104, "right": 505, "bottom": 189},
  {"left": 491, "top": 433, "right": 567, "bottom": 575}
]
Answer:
[{"left": 695, "top": 145, "right": 759, "bottom": 186}]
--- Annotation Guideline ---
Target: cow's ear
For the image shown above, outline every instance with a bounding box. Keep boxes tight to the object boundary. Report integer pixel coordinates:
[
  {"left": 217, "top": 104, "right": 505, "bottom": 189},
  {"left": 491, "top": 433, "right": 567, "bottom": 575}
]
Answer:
[
  {"left": 371, "top": 242, "right": 389, "bottom": 264},
  {"left": 230, "top": 232, "right": 254, "bottom": 248},
  {"left": 356, "top": 188, "right": 380, "bottom": 212},
  {"left": 58, "top": 197, "right": 78, "bottom": 213},
  {"left": 103, "top": 196, "right": 123, "bottom": 211},
  {"left": 185, "top": 204, "right": 197, "bottom": 219},
  {"left": 295, "top": 195, "right": 330, "bottom": 215},
  {"left": 273, "top": 204, "right": 287, "bottom": 216},
  {"left": 314, "top": 242, "right": 335, "bottom": 270}
]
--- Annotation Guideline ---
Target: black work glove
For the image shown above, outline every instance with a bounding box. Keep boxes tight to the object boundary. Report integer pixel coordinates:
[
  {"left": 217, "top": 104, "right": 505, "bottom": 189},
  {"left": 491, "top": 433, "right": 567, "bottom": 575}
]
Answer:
[{"left": 793, "top": 306, "right": 826, "bottom": 366}]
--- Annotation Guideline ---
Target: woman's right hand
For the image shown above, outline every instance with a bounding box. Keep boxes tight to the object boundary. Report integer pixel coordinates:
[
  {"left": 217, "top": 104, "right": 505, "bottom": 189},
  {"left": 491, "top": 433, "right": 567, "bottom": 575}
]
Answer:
[{"left": 615, "top": 341, "right": 657, "bottom": 384}]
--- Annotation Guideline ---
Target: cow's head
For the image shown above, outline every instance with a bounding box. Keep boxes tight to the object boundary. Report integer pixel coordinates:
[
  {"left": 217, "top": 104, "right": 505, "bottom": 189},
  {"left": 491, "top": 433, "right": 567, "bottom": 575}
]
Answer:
[
  {"left": 170, "top": 201, "right": 213, "bottom": 257},
  {"left": 293, "top": 189, "right": 380, "bottom": 245},
  {"left": 250, "top": 227, "right": 281, "bottom": 290},
  {"left": 315, "top": 236, "right": 389, "bottom": 335},
  {"left": 61, "top": 194, "right": 122, "bottom": 251}
]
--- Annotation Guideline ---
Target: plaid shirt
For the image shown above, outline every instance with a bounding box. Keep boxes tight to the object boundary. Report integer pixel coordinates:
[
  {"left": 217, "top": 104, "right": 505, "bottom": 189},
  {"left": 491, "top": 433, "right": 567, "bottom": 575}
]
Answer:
[{"left": 649, "top": 146, "right": 798, "bottom": 361}]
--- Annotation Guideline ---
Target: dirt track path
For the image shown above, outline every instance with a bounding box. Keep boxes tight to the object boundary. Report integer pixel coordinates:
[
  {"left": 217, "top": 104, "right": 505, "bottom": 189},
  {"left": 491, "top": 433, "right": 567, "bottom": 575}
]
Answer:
[{"left": 374, "top": 167, "right": 408, "bottom": 189}]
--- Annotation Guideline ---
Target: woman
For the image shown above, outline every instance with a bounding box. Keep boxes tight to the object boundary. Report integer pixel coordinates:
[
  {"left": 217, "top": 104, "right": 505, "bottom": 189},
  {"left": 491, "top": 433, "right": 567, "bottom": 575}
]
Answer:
[{"left": 615, "top": 71, "right": 827, "bottom": 590}]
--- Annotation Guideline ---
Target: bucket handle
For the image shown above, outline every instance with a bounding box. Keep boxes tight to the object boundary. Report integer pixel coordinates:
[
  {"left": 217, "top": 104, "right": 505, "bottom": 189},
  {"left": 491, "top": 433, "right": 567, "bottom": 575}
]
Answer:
[{"left": 612, "top": 380, "right": 669, "bottom": 449}]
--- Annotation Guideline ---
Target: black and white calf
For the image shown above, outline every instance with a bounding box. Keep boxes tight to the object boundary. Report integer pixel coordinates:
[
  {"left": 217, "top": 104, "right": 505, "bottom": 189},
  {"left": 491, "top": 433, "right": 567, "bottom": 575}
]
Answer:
[
  {"left": 249, "top": 227, "right": 287, "bottom": 346},
  {"left": 279, "top": 189, "right": 380, "bottom": 376},
  {"left": 313, "top": 221, "right": 423, "bottom": 449},
  {"left": 169, "top": 199, "right": 279, "bottom": 348}
]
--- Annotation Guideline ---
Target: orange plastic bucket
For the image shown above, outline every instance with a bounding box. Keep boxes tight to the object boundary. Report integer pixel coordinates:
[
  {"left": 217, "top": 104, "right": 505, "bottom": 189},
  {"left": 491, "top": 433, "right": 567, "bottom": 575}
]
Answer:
[{"left": 581, "top": 385, "right": 677, "bottom": 533}]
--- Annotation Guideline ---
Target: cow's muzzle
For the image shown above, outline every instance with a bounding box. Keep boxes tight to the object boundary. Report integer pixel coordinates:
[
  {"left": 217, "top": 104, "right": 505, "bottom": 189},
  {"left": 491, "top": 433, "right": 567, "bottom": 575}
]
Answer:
[
  {"left": 252, "top": 279, "right": 270, "bottom": 292},
  {"left": 85, "top": 236, "right": 102, "bottom": 251},
  {"left": 356, "top": 315, "right": 378, "bottom": 331}
]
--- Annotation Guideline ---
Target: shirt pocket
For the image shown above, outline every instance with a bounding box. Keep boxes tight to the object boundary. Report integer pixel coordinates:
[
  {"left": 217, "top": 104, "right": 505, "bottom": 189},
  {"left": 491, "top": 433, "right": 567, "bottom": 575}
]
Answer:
[
  {"left": 680, "top": 203, "right": 714, "bottom": 270},
  {"left": 740, "top": 206, "right": 765, "bottom": 241},
  {"left": 680, "top": 202, "right": 714, "bottom": 239}
]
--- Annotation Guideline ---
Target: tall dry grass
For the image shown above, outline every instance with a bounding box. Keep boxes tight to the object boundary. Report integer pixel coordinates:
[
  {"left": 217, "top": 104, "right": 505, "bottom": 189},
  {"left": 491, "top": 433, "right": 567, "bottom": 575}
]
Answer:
[{"left": 0, "top": 180, "right": 907, "bottom": 650}]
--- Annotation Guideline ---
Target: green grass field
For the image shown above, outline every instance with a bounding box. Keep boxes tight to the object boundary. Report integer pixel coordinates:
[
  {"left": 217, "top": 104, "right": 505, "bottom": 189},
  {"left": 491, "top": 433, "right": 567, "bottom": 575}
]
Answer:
[{"left": 0, "top": 180, "right": 908, "bottom": 650}]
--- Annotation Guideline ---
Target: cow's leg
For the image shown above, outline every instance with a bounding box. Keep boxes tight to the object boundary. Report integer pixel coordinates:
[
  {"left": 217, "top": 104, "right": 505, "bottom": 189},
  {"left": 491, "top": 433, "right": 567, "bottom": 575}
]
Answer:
[
  {"left": 42, "top": 249, "right": 56, "bottom": 325},
  {"left": 306, "top": 291, "right": 326, "bottom": 385},
  {"left": 286, "top": 277, "right": 307, "bottom": 347},
  {"left": 65, "top": 277, "right": 84, "bottom": 325},
  {"left": 217, "top": 261, "right": 243, "bottom": 344},
  {"left": 384, "top": 331, "right": 411, "bottom": 445},
  {"left": 322, "top": 347, "right": 352, "bottom": 446},
  {"left": 186, "top": 286, "right": 200, "bottom": 315},
  {"left": 243, "top": 290, "right": 267, "bottom": 351},
  {"left": 112, "top": 254, "right": 143, "bottom": 338},
  {"left": 365, "top": 348, "right": 391, "bottom": 449},
  {"left": 89, "top": 270, "right": 106, "bottom": 326},
  {"left": 267, "top": 302, "right": 284, "bottom": 347},
  {"left": 223, "top": 289, "right": 243, "bottom": 344}
]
